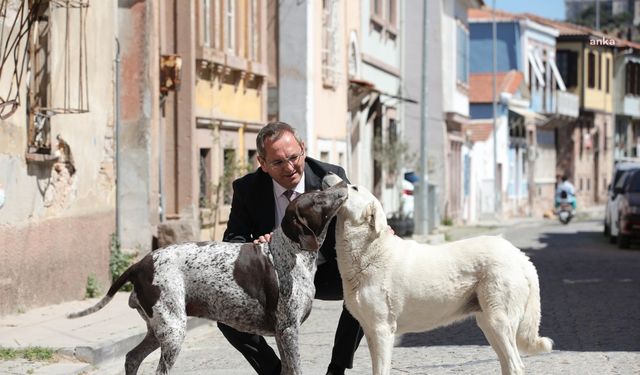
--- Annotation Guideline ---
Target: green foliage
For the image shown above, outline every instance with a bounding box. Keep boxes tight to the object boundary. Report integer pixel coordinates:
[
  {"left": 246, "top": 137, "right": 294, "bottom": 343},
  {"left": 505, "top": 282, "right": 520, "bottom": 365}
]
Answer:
[
  {"left": 85, "top": 274, "right": 101, "bottom": 298},
  {"left": 0, "top": 346, "right": 55, "bottom": 361},
  {"left": 574, "top": 4, "right": 633, "bottom": 38},
  {"left": 201, "top": 144, "right": 253, "bottom": 240},
  {"left": 373, "top": 135, "right": 415, "bottom": 174},
  {"left": 442, "top": 217, "right": 454, "bottom": 226},
  {"left": 109, "top": 233, "right": 134, "bottom": 292}
]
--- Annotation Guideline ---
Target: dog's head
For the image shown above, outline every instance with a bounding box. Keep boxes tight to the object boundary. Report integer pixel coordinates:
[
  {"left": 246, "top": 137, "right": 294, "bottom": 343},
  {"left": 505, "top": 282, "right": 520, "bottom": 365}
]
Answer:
[
  {"left": 281, "top": 181, "right": 348, "bottom": 251},
  {"left": 321, "top": 173, "right": 388, "bottom": 236}
]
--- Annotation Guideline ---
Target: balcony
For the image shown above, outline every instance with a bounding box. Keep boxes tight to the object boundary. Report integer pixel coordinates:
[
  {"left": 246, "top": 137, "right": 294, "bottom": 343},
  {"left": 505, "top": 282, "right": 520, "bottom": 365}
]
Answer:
[
  {"left": 547, "top": 91, "right": 579, "bottom": 119},
  {"left": 622, "top": 96, "right": 640, "bottom": 118}
]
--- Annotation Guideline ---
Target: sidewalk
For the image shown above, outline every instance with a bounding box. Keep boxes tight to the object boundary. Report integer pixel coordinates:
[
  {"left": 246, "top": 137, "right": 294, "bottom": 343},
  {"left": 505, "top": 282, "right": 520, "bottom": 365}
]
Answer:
[
  {"left": 0, "top": 293, "right": 206, "bottom": 374},
  {"left": 435, "top": 204, "right": 605, "bottom": 243}
]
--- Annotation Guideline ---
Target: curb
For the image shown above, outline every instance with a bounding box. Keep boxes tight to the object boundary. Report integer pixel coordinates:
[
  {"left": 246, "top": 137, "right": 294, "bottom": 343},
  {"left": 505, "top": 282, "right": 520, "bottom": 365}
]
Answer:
[{"left": 60, "top": 317, "right": 209, "bottom": 365}]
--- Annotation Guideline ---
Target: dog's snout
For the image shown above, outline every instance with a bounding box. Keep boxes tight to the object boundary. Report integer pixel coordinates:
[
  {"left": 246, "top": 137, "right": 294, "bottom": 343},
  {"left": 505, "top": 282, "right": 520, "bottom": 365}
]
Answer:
[
  {"left": 321, "top": 173, "right": 344, "bottom": 190},
  {"left": 326, "top": 182, "right": 347, "bottom": 203}
]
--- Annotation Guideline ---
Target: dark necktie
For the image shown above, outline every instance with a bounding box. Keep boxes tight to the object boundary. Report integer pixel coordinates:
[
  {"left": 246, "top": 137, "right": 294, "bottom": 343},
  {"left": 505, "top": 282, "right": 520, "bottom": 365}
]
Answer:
[{"left": 283, "top": 190, "right": 294, "bottom": 201}]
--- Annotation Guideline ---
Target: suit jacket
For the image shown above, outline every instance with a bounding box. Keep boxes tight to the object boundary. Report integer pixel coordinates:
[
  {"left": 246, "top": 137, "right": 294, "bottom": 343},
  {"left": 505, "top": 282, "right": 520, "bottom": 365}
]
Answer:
[{"left": 223, "top": 157, "right": 348, "bottom": 263}]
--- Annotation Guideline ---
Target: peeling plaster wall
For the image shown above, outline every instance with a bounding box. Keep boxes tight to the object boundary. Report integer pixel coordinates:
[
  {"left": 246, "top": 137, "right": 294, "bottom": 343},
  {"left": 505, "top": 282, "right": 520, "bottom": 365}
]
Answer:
[
  {"left": 117, "top": 0, "right": 159, "bottom": 252},
  {"left": 0, "top": 0, "right": 117, "bottom": 315}
]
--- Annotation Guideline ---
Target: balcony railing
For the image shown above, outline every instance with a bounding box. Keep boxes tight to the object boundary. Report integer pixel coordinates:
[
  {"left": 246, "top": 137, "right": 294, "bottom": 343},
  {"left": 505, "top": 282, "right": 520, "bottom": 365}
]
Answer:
[
  {"left": 622, "top": 96, "right": 640, "bottom": 118},
  {"left": 553, "top": 91, "right": 579, "bottom": 118}
]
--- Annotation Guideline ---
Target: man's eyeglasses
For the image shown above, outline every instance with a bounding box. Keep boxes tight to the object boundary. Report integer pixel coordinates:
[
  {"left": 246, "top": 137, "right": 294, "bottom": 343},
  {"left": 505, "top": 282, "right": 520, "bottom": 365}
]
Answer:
[{"left": 267, "top": 150, "right": 305, "bottom": 169}]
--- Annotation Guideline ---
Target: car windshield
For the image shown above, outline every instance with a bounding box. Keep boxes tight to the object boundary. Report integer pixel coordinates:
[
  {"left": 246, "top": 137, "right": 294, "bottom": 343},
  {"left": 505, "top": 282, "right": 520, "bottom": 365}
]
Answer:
[{"left": 627, "top": 171, "right": 640, "bottom": 192}]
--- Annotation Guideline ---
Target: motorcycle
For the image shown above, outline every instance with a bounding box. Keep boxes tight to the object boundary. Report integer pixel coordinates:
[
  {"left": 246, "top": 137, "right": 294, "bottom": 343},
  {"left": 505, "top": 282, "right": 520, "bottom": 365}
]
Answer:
[{"left": 556, "top": 191, "right": 575, "bottom": 225}]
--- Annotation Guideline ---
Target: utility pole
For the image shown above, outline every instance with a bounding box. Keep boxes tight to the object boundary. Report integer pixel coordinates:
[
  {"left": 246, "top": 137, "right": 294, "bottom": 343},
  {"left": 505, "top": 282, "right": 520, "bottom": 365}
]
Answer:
[
  {"left": 415, "top": 1, "right": 429, "bottom": 235},
  {"left": 595, "top": 0, "right": 600, "bottom": 30},
  {"left": 492, "top": 0, "right": 501, "bottom": 216}
]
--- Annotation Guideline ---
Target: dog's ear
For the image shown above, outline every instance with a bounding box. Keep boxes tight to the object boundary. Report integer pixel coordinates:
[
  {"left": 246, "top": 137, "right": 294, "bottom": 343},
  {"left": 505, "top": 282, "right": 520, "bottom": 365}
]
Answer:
[
  {"left": 363, "top": 201, "right": 386, "bottom": 234},
  {"left": 281, "top": 214, "right": 320, "bottom": 251},
  {"left": 295, "top": 218, "right": 320, "bottom": 250}
]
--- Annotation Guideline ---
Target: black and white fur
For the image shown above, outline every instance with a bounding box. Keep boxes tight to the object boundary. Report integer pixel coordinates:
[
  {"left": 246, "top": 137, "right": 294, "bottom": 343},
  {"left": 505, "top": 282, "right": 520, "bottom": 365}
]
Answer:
[{"left": 68, "top": 183, "right": 348, "bottom": 375}]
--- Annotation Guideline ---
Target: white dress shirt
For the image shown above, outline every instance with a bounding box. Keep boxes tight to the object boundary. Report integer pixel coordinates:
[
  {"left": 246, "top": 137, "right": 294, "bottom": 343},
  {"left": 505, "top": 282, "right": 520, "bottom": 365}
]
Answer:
[{"left": 272, "top": 174, "right": 327, "bottom": 265}]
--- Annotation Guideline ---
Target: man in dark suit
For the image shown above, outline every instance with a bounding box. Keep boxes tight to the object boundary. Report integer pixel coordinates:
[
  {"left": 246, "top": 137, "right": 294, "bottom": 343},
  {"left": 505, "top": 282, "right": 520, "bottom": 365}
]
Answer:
[{"left": 220, "top": 121, "right": 364, "bottom": 375}]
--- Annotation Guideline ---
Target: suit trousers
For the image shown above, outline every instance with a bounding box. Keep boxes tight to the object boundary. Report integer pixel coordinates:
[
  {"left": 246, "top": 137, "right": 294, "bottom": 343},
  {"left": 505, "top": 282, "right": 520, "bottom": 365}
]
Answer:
[{"left": 217, "top": 260, "right": 364, "bottom": 375}]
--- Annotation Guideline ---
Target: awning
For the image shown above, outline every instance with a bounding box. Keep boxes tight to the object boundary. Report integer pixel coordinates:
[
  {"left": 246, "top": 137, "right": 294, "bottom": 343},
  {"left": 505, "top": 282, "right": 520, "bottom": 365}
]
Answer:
[
  {"left": 548, "top": 58, "right": 567, "bottom": 91},
  {"left": 527, "top": 51, "right": 546, "bottom": 88},
  {"left": 349, "top": 78, "right": 418, "bottom": 104},
  {"left": 508, "top": 106, "right": 547, "bottom": 123}
]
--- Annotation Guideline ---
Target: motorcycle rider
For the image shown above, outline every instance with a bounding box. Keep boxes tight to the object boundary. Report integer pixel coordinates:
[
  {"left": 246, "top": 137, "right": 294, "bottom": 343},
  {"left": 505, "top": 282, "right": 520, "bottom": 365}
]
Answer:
[{"left": 555, "top": 174, "right": 577, "bottom": 213}]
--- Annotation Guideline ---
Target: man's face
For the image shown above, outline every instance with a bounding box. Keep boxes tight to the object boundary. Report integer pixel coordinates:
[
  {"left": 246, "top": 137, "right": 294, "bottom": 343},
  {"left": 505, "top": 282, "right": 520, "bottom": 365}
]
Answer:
[{"left": 259, "top": 131, "right": 306, "bottom": 190}]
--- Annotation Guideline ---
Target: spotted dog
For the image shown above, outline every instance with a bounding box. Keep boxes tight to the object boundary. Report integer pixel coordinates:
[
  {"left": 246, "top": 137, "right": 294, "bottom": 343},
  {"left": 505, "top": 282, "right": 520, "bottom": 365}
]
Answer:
[{"left": 68, "top": 182, "right": 348, "bottom": 375}]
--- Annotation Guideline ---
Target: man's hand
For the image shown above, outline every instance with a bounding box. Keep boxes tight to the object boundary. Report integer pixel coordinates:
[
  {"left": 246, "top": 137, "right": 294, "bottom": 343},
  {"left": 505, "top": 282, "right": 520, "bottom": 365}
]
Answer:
[{"left": 253, "top": 232, "right": 273, "bottom": 244}]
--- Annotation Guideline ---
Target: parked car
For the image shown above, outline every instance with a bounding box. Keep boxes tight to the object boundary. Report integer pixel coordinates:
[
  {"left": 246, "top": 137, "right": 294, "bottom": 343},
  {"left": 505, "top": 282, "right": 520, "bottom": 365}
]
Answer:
[
  {"left": 604, "top": 160, "right": 640, "bottom": 239},
  {"left": 608, "top": 168, "right": 640, "bottom": 248},
  {"left": 387, "top": 172, "right": 416, "bottom": 237}
]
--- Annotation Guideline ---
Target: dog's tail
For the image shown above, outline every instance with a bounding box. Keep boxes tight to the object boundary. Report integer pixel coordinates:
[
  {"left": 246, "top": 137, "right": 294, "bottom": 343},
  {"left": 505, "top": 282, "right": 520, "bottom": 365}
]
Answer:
[
  {"left": 67, "top": 261, "right": 138, "bottom": 319},
  {"left": 516, "top": 258, "right": 554, "bottom": 354}
]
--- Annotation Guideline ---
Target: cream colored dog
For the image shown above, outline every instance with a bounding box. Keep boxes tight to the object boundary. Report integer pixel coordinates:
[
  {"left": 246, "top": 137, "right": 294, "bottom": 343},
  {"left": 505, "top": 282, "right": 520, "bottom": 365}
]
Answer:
[{"left": 322, "top": 173, "right": 553, "bottom": 375}]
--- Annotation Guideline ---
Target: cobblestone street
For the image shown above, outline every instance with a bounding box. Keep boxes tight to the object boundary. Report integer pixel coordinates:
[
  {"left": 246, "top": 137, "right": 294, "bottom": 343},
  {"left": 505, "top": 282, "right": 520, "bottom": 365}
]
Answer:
[{"left": 78, "top": 219, "right": 640, "bottom": 375}]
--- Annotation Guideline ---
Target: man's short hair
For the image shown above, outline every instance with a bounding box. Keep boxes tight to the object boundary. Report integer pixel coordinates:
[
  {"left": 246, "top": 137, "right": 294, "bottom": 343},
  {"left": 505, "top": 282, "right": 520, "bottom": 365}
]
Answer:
[{"left": 256, "top": 121, "right": 304, "bottom": 159}]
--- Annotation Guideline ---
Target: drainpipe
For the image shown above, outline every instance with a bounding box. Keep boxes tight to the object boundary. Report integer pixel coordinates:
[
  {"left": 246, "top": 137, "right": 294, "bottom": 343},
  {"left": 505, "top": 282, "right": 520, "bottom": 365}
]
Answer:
[
  {"left": 415, "top": 0, "right": 429, "bottom": 235},
  {"left": 492, "top": 0, "right": 501, "bottom": 216},
  {"left": 115, "top": 37, "right": 121, "bottom": 243},
  {"left": 158, "top": 0, "right": 165, "bottom": 224}
]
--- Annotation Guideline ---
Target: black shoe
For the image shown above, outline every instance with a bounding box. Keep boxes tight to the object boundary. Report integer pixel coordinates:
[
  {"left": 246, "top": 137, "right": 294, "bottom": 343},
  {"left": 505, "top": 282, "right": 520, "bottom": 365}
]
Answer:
[{"left": 326, "top": 363, "right": 345, "bottom": 375}]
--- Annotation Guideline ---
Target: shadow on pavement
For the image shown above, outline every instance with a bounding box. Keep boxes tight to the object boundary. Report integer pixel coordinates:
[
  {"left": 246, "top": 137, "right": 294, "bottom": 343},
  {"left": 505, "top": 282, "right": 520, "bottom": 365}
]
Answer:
[{"left": 397, "top": 222, "right": 640, "bottom": 352}]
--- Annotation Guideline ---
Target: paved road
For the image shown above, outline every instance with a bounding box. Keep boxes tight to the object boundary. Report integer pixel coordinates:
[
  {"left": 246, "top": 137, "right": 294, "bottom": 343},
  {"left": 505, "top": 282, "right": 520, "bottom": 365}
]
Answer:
[{"left": 78, "top": 220, "right": 640, "bottom": 374}]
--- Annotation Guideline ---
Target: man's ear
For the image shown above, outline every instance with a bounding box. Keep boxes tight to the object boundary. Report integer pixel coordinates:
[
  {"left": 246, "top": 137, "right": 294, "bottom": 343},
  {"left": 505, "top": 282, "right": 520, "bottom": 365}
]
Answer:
[{"left": 257, "top": 156, "right": 269, "bottom": 173}]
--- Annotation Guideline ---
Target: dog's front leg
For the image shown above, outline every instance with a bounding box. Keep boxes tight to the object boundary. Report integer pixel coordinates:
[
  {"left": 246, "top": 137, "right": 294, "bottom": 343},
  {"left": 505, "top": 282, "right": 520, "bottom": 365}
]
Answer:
[
  {"left": 364, "top": 325, "right": 395, "bottom": 375},
  {"left": 275, "top": 324, "right": 302, "bottom": 375}
]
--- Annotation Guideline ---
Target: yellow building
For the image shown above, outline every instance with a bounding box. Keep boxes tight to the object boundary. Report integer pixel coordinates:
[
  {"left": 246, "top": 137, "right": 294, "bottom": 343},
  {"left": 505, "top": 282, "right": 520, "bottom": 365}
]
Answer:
[
  {"left": 159, "top": 0, "right": 268, "bottom": 242},
  {"left": 534, "top": 19, "right": 614, "bottom": 206}
]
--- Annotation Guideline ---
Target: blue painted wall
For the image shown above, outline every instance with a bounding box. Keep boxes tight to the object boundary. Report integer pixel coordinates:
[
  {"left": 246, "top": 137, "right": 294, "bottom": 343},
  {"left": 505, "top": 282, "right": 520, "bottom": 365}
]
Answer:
[
  {"left": 470, "top": 103, "right": 494, "bottom": 119},
  {"left": 470, "top": 22, "right": 521, "bottom": 73}
]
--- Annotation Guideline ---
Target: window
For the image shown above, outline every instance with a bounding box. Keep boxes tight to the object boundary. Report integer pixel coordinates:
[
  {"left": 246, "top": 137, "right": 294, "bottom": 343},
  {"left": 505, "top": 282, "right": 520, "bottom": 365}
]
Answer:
[
  {"left": 322, "top": 0, "right": 340, "bottom": 87},
  {"left": 201, "top": 0, "right": 211, "bottom": 47},
  {"left": 373, "top": 0, "right": 383, "bottom": 18},
  {"left": 597, "top": 52, "right": 602, "bottom": 90},
  {"left": 370, "top": 0, "right": 395, "bottom": 37},
  {"left": 248, "top": 0, "right": 259, "bottom": 61},
  {"left": 626, "top": 62, "right": 640, "bottom": 96},
  {"left": 556, "top": 50, "right": 578, "bottom": 88},
  {"left": 200, "top": 0, "right": 222, "bottom": 49},
  {"left": 199, "top": 148, "right": 211, "bottom": 208},
  {"left": 320, "top": 151, "right": 330, "bottom": 162},
  {"left": 387, "top": 0, "right": 397, "bottom": 29},
  {"left": 605, "top": 57, "right": 610, "bottom": 93},
  {"left": 456, "top": 22, "right": 469, "bottom": 84},
  {"left": 387, "top": 117, "right": 397, "bottom": 173},
  {"left": 587, "top": 51, "right": 596, "bottom": 89},
  {"left": 223, "top": 148, "right": 236, "bottom": 205},
  {"left": 224, "top": 0, "right": 235, "bottom": 54},
  {"left": 626, "top": 62, "right": 632, "bottom": 94}
]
